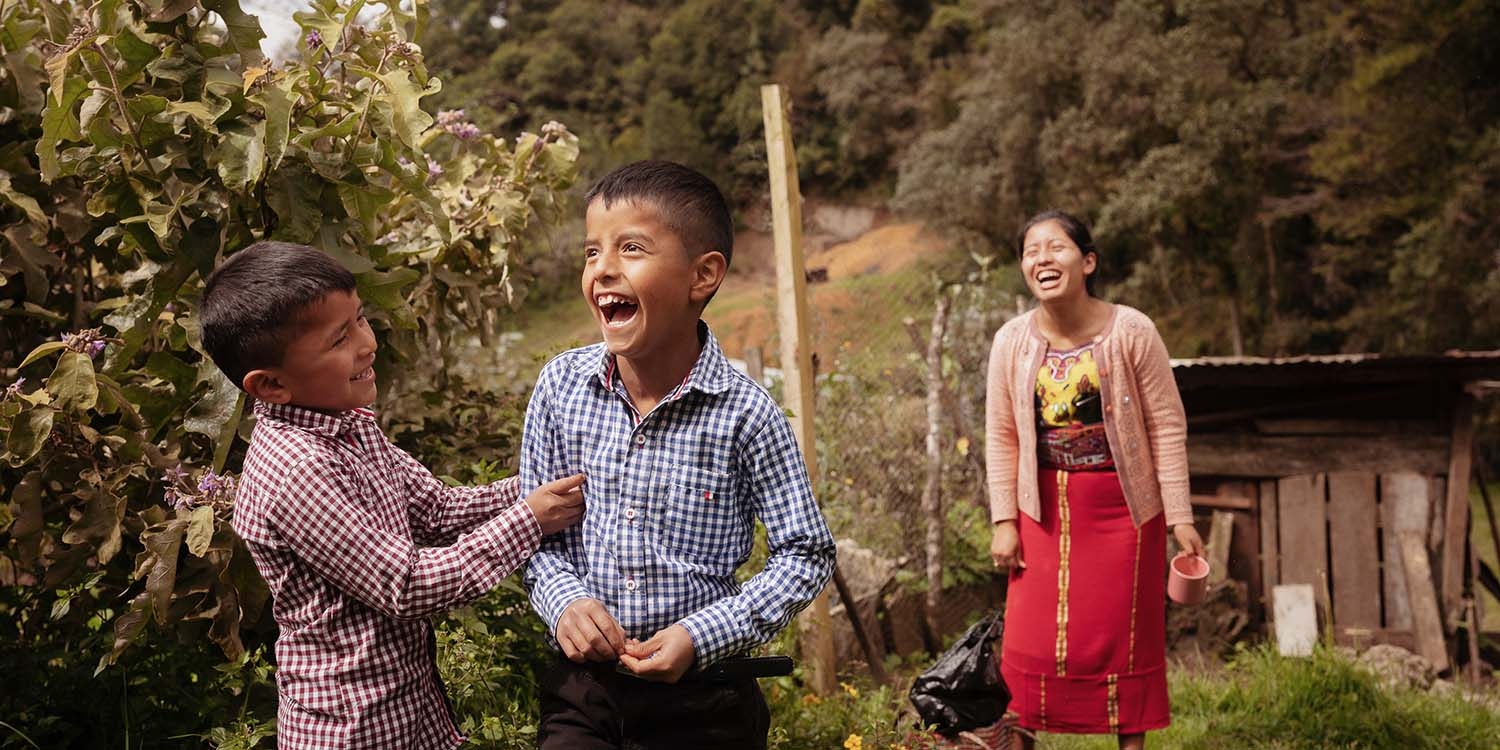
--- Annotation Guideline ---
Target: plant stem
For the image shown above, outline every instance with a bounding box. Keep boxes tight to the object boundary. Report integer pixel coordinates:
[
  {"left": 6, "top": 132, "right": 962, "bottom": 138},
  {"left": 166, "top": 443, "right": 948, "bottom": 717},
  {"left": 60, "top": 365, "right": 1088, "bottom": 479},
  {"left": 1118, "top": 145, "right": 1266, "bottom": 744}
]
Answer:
[
  {"left": 345, "top": 51, "right": 391, "bottom": 163},
  {"left": 87, "top": 43, "right": 161, "bottom": 181}
]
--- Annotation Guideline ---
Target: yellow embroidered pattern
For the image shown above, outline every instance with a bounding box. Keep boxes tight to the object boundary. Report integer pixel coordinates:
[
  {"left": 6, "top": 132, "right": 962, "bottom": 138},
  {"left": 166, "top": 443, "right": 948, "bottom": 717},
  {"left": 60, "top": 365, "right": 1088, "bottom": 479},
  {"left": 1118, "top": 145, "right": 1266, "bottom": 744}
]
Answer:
[
  {"left": 1107, "top": 674, "right": 1120, "bottom": 733},
  {"left": 1055, "top": 471, "right": 1071, "bottom": 676}
]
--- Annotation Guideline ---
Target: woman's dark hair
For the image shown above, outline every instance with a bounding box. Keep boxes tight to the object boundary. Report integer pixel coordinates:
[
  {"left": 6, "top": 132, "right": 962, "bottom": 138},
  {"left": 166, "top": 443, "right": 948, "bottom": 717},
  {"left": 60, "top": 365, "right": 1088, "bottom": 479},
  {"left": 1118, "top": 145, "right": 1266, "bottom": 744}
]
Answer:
[
  {"left": 1015, "top": 209, "right": 1099, "bottom": 295},
  {"left": 200, "top": 241, "right": 357, "bottom": 387}
]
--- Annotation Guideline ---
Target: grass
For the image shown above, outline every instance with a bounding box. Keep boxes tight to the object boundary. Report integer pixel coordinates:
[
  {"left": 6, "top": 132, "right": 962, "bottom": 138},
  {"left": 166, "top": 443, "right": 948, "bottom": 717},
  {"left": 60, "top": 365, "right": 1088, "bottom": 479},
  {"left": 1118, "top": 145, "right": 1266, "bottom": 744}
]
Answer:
[
  {"left": 772, "top": 645, "right": 1500, "bottom": 750},
  {"left": 1039, "top": 646, "right": 1500, "bottom": 749}
]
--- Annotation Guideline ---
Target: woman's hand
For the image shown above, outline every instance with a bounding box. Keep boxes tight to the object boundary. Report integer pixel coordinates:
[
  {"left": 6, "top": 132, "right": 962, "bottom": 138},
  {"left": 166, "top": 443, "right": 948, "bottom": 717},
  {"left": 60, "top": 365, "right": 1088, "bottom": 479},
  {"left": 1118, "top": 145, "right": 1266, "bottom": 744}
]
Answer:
[
  {"left": 1173, "top": 523, "right": 1206, "bottom": 558},
  {"left": 991, "top": 520, "right": 1025, "bottom": 570}
]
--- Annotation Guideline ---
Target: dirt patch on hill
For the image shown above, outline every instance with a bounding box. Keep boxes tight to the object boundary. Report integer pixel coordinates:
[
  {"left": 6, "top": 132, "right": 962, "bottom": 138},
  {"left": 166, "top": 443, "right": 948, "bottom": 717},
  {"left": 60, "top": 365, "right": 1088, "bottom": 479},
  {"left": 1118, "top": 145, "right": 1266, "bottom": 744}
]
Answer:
[{"left": 708, "top": 221, "right": 946, "bottom": 362}]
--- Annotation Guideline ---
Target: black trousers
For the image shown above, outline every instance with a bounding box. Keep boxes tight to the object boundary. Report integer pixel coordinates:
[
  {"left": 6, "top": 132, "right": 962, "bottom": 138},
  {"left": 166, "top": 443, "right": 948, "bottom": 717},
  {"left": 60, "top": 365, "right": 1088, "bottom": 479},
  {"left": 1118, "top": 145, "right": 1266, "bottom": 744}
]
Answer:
[{"left": 536, "top": 656, "right": 771, "bottom": 750}]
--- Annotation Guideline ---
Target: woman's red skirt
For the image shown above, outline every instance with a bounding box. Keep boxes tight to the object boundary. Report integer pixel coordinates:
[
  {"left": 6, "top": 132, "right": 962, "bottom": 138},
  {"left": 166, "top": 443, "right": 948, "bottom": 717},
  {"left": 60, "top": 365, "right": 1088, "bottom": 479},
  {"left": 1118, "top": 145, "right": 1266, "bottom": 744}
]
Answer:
[{"left": 999, "top": 468, "right": 1169, "bottom": 734}]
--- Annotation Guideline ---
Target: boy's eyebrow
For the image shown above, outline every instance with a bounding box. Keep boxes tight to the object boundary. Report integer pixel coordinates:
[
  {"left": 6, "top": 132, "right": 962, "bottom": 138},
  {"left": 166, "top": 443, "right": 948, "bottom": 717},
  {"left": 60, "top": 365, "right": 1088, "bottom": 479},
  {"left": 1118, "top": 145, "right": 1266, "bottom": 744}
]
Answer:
[{"left": 324, "top": 306, "right": 362, "bottom": 346}]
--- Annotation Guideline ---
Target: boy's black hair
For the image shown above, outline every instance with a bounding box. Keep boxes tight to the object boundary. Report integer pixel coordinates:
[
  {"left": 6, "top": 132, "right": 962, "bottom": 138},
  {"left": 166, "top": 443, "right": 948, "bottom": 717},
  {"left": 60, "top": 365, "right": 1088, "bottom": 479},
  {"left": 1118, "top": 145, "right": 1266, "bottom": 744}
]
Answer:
[
  {"left": 200, "top": 241, "right": 357, "bottom": 387},
  {"left": 584, "top": 160, "right": 734, "bottom": 269},
  {"left": 1015, "top": 209, "right": 1100, "bottom": 296}
]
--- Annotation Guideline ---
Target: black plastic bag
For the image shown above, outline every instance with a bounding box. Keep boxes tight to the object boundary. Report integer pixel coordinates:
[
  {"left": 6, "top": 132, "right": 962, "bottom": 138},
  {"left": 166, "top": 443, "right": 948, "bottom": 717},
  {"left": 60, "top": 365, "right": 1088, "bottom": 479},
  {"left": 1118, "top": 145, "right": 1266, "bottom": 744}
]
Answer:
[{"left": 908, "top": 611, "right": 1009, "bottom": 735}]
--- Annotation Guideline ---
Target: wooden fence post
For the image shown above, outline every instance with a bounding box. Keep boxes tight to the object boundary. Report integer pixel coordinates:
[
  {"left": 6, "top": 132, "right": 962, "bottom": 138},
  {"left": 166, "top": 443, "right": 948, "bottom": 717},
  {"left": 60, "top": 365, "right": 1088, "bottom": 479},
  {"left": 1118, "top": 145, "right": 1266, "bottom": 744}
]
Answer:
[{"left": 761, "top": 83, "right": 837, "bottom": 695}]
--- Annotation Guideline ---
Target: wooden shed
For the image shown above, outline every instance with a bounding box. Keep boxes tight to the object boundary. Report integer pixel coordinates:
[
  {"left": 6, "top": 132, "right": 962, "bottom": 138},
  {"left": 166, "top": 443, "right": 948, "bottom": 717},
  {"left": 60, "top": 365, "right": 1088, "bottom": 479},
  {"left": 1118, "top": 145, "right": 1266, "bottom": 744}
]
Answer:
[{"left": 1173, "top": 351, "right": 1500, "bottom": 670}]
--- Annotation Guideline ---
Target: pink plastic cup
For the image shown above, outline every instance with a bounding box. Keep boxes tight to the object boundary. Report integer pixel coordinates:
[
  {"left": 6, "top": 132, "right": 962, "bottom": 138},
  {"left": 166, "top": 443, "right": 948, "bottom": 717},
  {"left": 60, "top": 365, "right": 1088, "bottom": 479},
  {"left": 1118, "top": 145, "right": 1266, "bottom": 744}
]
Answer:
[{"left": 1168, "top": 552, "right": 1210, "bottom": 605}]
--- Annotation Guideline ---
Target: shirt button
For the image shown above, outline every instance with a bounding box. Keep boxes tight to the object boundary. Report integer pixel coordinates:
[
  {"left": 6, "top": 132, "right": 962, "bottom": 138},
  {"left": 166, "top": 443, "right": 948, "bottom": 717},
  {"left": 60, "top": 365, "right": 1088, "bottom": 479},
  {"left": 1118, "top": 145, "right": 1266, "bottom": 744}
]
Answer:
[
  {"left": 625, "top": 508, "right": 637, "bottom": 520},
  {"left": 634, "top": 434, "right": 646, "bottom": 446},
  {"left": 625, "top": 577, "right": 638, "bottom": 591},
  {"left": 1122, "top": 395, "right": 1131, "bottom": 404},
  {"left": 1105, "top": 405, "right": 1114, "bottom": 413}
]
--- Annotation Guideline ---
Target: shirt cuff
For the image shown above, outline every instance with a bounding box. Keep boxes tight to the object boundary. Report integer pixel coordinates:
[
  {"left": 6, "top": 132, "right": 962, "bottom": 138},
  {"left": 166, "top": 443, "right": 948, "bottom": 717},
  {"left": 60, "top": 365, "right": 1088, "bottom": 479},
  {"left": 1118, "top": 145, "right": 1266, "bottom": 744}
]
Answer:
[
  {"left": 473, "top": 501, "right": 542, "bottom": 581},
  {"left": 677, "top": 605, "right": 739, "bottom": 668},
  {"left": 538, "top": 577, "right": 592, "bottom": 633}
]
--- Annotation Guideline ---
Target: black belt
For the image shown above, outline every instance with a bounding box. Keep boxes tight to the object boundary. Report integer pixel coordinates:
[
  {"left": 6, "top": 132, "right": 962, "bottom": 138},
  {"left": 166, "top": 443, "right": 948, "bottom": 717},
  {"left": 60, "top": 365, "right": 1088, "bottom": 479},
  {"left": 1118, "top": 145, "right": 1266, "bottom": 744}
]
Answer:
[{"left": 609, "top": 655, "right": 794, "bottom": 683}]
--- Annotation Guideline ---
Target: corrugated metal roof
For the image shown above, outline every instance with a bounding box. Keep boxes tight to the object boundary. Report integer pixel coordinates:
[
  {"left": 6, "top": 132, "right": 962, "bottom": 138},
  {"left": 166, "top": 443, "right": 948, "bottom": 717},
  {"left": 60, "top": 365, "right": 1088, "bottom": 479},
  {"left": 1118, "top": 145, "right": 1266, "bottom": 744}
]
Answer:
[
  {"left": 1171, "top": 350, "right": 1500, "bottom": 369},
  {"left": 1170, "top": 350, "right": 1500, "bottom": 390}
]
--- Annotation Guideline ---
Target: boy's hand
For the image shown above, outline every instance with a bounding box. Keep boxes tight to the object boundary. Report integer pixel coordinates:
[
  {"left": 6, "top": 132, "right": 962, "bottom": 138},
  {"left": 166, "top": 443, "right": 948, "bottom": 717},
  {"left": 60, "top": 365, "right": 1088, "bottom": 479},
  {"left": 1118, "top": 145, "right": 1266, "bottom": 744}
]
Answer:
[
  {"left": 618, "top": 624, "right": 695, "bottom": 683},
  {"left": 556, "top": 598, "right": 625, "bottom": 663},
  {"left": 526, "top": 474, "right": 586, "bottom": 535}
]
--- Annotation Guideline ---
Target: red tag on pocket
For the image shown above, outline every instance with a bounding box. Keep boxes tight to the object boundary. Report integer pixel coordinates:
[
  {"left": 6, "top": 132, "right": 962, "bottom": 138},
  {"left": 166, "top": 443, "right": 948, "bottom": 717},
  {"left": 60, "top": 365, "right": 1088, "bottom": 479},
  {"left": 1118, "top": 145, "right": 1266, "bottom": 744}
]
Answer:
[{"left": 703, "top": 490, "right": 713, "bottom": 501}]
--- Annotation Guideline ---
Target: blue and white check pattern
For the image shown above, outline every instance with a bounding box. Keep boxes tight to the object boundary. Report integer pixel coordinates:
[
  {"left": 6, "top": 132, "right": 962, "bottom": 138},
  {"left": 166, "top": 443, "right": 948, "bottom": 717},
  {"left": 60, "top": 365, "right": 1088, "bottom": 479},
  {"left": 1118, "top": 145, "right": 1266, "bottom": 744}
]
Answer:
[{"left": 521, "top": 324, "right": 836, "bottom": 667}]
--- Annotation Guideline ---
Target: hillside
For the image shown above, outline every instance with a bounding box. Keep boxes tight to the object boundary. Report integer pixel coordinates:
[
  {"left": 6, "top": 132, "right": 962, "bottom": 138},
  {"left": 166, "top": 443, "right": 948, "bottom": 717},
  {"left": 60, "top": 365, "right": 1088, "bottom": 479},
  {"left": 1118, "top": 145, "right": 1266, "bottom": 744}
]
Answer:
[{"left": 506, "top": 206, "right": 952, "bottom": 371}]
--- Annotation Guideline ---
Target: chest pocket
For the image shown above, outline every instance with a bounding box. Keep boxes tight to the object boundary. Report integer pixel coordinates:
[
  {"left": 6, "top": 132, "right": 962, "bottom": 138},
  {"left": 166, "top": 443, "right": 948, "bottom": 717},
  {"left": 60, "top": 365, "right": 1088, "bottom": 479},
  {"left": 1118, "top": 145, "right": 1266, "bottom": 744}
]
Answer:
[{"left": 661, "top": 464, "right": 747, "bottom": 562}]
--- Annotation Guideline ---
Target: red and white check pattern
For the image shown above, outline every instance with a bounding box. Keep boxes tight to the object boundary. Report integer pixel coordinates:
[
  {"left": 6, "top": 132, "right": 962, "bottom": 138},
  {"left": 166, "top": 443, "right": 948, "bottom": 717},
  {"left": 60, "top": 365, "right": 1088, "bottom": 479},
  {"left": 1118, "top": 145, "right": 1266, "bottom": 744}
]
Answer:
[{"left": 234, "top": 401, "right": 540, "bottom": 749}]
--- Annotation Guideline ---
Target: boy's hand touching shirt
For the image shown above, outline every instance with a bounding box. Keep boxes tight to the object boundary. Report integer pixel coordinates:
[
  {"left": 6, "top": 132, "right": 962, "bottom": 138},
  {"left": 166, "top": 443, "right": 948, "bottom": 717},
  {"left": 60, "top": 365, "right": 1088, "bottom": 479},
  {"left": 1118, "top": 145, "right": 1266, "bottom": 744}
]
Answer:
[{"left": 526, "top": 473, "right": 588, "bottom": 534}]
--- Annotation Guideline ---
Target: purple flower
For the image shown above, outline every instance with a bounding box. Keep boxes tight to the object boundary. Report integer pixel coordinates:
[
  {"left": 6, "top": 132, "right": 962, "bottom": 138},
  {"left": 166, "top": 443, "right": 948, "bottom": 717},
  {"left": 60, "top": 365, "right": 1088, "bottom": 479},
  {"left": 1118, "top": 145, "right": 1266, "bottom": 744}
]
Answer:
[
  {"left": 198, "top": 472, "right": 225, "bottom": 495},
  {"left": 450, "top": 123, "right": 481, "bottom": 140},
  {"left": 162, "top": 465, "right": 189, "bottom": 485},
  {"left": 61, "top": 327, "right": 107, "bottom": 355},
  {"left": 4, "top": 377, "right": 23, "bottom": 397},
  {"left": 305, "top": 29, "right": 324, "bottom": 49},
  {"left": 426, "top": 157, "right": 443, "bottom": 179},
  {"left": 436, "top": 110, "right": 466, "bottom": 128}
]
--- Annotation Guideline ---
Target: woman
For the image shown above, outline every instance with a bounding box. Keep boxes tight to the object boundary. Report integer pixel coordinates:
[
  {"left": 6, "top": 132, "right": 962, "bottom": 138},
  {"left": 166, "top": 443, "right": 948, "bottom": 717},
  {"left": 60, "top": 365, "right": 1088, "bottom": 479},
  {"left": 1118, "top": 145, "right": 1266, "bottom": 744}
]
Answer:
[{"left": 985, "top": 210, "right": 1204, "bottom": 749}]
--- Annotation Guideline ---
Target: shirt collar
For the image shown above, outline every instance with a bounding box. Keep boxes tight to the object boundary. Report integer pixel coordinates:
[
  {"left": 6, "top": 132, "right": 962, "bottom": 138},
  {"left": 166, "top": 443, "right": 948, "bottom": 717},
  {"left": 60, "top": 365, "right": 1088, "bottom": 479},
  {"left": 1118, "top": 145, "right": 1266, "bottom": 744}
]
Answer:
[
  {"left": 252, "top": 400, "right": 374, "bottom": 438},
  {"left": 585, "top": 321, "right": 736, "bottom": 397}
]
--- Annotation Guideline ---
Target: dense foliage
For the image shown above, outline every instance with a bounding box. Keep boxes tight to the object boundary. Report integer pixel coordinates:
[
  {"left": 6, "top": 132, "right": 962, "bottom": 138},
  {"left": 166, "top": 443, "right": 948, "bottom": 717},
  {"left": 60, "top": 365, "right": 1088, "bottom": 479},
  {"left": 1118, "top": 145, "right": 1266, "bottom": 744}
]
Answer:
[
  {"left": 423, "top": 0, "right": 1500, "bottom": 356},
  {"left": 0, "top": 0, "right": 575, "bottom": 744}
]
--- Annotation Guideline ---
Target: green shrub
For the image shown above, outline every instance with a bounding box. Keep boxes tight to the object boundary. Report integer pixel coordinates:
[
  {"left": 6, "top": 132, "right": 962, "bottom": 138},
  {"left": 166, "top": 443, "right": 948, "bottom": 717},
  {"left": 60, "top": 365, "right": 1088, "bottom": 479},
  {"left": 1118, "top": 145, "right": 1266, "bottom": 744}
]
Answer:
[{"left": 0, "top": 0, "right": 575, "bottom": 745}]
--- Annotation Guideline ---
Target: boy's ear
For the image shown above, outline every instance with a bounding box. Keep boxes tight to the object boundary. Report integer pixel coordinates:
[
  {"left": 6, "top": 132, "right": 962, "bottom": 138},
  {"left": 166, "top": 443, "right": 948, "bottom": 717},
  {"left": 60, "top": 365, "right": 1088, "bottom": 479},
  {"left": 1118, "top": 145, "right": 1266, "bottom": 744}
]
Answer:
[
  {"left": 690, "top": 250, "right": 728, "bottom": 305},
  {"left": 243, "top": 369, "right": 292, "bottom": 404}
]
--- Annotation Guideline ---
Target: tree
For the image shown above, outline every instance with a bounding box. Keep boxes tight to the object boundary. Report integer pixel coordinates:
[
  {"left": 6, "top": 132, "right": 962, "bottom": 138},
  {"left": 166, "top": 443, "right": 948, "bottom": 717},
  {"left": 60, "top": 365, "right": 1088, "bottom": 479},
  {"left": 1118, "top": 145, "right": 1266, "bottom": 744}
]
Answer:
[{"left": 0, "top": 0, "right": 576, "bottom": 744}]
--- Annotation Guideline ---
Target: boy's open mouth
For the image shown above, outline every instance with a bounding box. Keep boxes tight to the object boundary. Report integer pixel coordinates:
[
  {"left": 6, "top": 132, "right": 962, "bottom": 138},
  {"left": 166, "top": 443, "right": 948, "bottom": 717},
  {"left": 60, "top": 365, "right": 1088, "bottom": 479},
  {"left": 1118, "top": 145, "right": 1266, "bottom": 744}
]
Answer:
[
  {"left": 350, "top": 366, "right": 374, "bottom": 382},
  {"left": 596, "top": 293, "right": 639, "bottom": 328}
]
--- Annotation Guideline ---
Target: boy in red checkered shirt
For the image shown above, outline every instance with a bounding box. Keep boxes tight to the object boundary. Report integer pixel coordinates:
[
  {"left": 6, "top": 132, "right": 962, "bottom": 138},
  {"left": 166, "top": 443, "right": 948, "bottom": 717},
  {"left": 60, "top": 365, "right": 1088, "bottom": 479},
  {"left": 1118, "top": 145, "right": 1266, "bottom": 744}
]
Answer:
[{"left": 200, "top": 241, "right": 585, "bottom": 749}]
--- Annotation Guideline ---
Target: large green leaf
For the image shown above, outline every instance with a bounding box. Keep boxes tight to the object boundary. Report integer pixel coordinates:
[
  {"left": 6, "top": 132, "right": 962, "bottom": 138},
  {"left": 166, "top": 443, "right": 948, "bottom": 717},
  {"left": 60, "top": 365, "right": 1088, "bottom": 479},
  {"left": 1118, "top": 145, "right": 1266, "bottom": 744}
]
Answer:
[
  {"left": 357, "top": 267, "right": 420, "bottom": 329},
  {"left": 50, "top": 350, "right": 99, "bottom": 413},
  {"left": 374, "top": 68, "right": 438, "bottom": 151},
  {"left": 37, "top": 76, "right": 87, "bottom": 181},
  {"left": 187, "top": 360, "right": 246, "bottom": 447},
  {"left": 102, "top": 255, "right": 195, "bottom": 373},
  {"left": 201, "top": 0, "right": 265, "bottom": 66},
  {"left": 4, "top": 406, "right": 53, "bottom": 466},
  {"left": 0, "top": 172, "right": 47, "bottom": 226},
  {"left": 0, "top": 225, "right": 58, "bottom": 304},
  {"left": 265, "top": 163, "right": 326, "bottom": 242},
  {"left": 213, "top": 121, "right": 266, "bottom": 189},
  {"left": 61, "top": 489, "right": 127, "bottom": 564},
  {"left": 141, "top": 519, "right": 186, "bottom": 625},
  {"left": 100, "top": 594, "right": 151, "bottom": 673},
  {"left": 111, "top": 27, "right": 162, "bottom": 78},
  {"left": 18, "top": 340, "right": 66, "bottom": 369},
  {"left": 185, "top": 505, "right": 215, "bottom": 557},
  {"left": 256, "top": 74, "right": 297, "bottom": 170}
]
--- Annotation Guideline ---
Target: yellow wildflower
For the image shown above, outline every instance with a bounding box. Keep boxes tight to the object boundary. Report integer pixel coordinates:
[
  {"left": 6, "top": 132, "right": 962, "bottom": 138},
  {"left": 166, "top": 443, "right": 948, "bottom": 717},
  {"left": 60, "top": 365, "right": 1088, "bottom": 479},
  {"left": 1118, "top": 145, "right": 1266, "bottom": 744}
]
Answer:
[
  {"left": 802, "top": 692, "right": 822, "bottom": 705},
  {"left": 840, "top": 681, "right": 860, "bottom": 699},
  {"left": 843, "top": 734, "right": 863, "bottom": 750}
]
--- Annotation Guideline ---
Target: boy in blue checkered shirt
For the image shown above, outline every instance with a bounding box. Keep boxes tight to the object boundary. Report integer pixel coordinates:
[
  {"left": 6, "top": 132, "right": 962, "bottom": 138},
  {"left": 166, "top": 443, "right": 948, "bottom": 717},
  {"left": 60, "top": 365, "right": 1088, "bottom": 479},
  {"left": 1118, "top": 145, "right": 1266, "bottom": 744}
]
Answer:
[{"left": 521, "top": 160, "right": 836, "bottom": 748}]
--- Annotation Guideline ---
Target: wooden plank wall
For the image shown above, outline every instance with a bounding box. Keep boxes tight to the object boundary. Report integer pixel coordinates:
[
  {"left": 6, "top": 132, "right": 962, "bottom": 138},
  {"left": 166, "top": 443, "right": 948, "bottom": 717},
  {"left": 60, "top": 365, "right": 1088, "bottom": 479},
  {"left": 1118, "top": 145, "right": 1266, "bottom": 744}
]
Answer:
[
  {"left": 1327, "top": 473, "right": 1381, "bottom": 629},
  {"left": 1250, "top": 470, "right": 1451, "bottom": 656}
]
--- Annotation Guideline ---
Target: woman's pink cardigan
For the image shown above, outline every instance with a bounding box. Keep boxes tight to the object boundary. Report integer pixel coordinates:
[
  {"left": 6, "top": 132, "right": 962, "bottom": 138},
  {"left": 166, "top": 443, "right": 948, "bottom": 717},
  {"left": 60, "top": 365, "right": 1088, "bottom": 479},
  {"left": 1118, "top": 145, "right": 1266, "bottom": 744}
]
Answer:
[{"left": 985, "top": 304, "right": 1193, "bottom": 529}]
